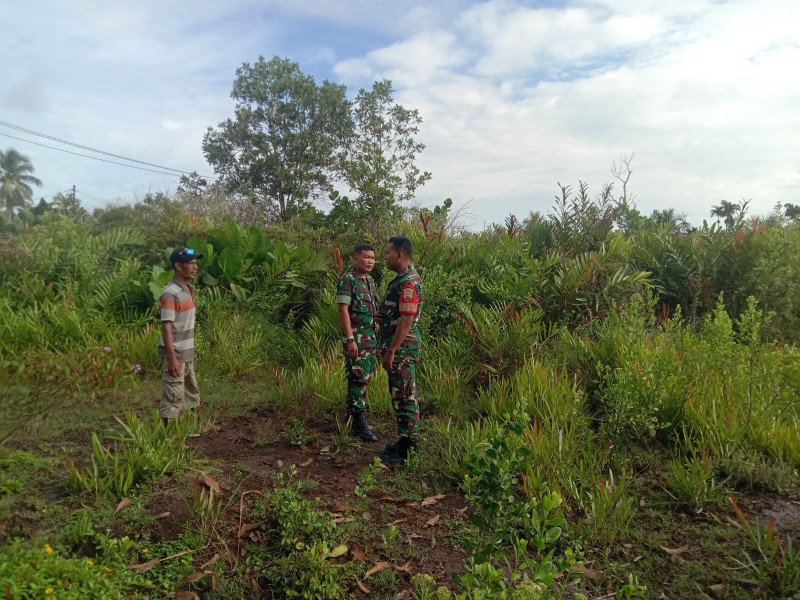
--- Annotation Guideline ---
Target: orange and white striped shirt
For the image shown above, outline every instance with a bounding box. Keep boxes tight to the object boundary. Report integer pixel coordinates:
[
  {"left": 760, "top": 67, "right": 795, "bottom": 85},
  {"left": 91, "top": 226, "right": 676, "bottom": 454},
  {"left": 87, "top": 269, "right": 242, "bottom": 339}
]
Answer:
[{"left": 158, "top": 278, "right": 197, "bottom": 363}]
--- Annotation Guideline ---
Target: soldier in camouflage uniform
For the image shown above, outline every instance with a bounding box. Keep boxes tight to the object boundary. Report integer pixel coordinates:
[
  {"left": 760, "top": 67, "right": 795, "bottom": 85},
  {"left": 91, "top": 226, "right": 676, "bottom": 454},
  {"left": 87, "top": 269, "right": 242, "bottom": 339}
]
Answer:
[
  {"left": 378, "top": 236, "right": 424, "bottom": 465},
  {"left": 336, "top": 244, "right": 379, "bottom": 442}
]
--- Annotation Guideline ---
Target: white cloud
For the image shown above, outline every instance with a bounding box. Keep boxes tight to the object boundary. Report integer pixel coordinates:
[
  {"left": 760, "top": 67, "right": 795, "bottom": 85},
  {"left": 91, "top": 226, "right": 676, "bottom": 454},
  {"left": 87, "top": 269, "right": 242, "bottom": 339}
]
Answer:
[
  {"left": 460, "top": 3, "right": 661, "bottom": 77},
  {"left": 333, "top": 0, "right": 800, "bottom": 225},
  {"left": 1, "top": 0, "right": 798, "bottom": 226},
  {"left": 334, "top": 30, "right": 468, "bottom": 86}
]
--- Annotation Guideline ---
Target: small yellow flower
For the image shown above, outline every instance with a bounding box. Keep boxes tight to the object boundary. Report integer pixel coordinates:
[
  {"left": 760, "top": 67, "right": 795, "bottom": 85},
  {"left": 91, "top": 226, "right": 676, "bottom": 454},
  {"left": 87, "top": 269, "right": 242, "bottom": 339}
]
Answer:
[
  {"left": 45, "top": 589, "right": 53, "bottom": 595},
  {"left": 87, "top": 559, "right": 94, "bottom": 565},
  {"left": 141, "top": 548, "right": 148, "bottom": 553},
  {"left": 105, "top": 567, "right": 111, "bottom": 572},
  {"left": 181, "top": 559, "right": 186, "bottom": 564},
  {"left": 44, "top": 544, "right": 53, "bottom": 554}
]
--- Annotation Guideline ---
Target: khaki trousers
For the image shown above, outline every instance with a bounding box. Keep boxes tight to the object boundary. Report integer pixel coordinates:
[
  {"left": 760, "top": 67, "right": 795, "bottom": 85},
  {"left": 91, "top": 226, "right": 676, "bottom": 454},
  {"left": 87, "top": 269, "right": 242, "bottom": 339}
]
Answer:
[{"left": 159, "top": 360, "right": 200, "bottom": 419}]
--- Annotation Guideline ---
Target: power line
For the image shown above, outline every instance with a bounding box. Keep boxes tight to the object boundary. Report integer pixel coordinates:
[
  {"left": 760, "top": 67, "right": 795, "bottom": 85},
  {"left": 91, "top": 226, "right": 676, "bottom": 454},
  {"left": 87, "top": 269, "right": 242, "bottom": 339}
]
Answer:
[
  {"left": 35, "top": 188, "right": 74, "bottom": 201},
  {"left": 75, "top": 189, "right": 107, "bottom": 203},
  {"left": 0, "top": 120, "right": 213, "bottom": 178},
  {"left": 0, "top": 132, "right": 183, "bottom": 177}
]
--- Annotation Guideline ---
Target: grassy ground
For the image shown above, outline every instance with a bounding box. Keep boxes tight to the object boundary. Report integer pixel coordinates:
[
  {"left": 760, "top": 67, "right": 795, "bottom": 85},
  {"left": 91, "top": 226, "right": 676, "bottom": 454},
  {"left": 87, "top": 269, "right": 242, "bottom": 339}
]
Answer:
[{"left": 1, "top": 372, "right": 798, "bottom": 599}]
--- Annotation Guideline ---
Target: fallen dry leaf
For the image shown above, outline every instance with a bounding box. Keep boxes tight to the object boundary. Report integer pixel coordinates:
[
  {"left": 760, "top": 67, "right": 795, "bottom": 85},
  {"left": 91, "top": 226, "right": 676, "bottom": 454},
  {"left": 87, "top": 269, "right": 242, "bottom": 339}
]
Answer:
[
  {"left": 201, "top": 419, "right": 218, "bottom": 433},
  {"left": 210, "top": 572, "right": 218, "bottom": 590},
  {"left": 351, "top": 548, "right": 366, "bottom": 562},
  {"left": 425, "top": 514, "right": 441, "bottom": 527},
  {"left": 364, "top": 561, "right": 389, "bottom": 578},
  {"left": 634, "top": 555, "right": 643, "bottom": 562},
  {"left": 378, "top": 462, "right": 390, "bottom": 470},
  {"left": 320, "top": 445, "right": 331, "bottom": 453},
  {"left": 332, "top": 517, "right": 354, "bottom": 523},
  {"left": 250, "top": 577, "right": 261, "bottom": 599},
  {"left": 421, "top": 493, "right": 445, "bottom": 506},
  {"left": 126, "top": 558, "right": 159, "bottom": 573},
  {"left": 234, "top": 522, "right": 263, "bottom": 538},
  {"left": 174, "top": 592, "right": 200, "bottom": 600},
  {"left": 389, "top": 518, "right": 409, "bottom": 526},
  {"left": 331, "top": 505, "right": 356, "bottom": 512},
  {"left": 571, "top": 566, "right": 600, "bottom": 580},
  {"left": 457, "top": 506, "right": 469, "bottom": 513},
  {"left": 408, "top": 533, "right": 422, "bottom": 539},
  {"left": 200, "top": 553, "right": 220, "bottom": 569},
  {"left": 356, "top": 579, "right": 370, "bottom": 593},
  {"left": 201, "top": 473, "right": 221, "bottom": 495},
  {"left": 393, "top": 591, "right": 411, "bottom": 600},
  {"left": 115, "top": 497, "right": 131, "bottom": 513},
  {"left": 430, "top": 535, "right": 437, "bottom": 549},
  {"left": 379, "top": 495, "right": 395, "bottom": 501},
  {"left": 710, "top": 583, "right": 725, "bottom": 592},
  {"left": 395, "top": 559, "right": 413, "bottom": 575},
  {"left": 156, "top": 511, "right": 170, "bottom": 519},
  {"left": 299, "top": 458, "right": 313, "bottom": 467},
  {"left": 182, "top": 571, "right": 207, "bottom": 584},
  {"left": 403, "top": 500, "right": 418, "bottom": 507},
  {"left": 661, "top": 542, "right": 690, "bottom": 555}
]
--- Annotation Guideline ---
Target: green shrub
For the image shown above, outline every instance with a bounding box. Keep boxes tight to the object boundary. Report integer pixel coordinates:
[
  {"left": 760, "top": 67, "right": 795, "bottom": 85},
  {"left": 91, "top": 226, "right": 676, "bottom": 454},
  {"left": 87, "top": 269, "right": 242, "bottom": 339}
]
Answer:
[
  {"left": 64, "top": 411, "right": 198, "bottom": 499},
  {"left": 0, "top": 539, "right": 146, "bottom": 599},
  {"left": 665, "top": 446, "right": 726, "bottom": 510}
]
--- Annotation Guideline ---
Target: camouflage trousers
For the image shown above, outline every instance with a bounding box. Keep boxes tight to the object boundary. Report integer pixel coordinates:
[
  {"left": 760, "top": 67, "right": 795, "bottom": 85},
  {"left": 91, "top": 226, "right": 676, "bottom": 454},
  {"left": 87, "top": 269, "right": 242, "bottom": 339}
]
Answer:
[
  {"left": 345, "top": 347, "right": 377, "bottom": 412},
  {"left": 385, "top": 347, "right": 420, "bottom": 440}
]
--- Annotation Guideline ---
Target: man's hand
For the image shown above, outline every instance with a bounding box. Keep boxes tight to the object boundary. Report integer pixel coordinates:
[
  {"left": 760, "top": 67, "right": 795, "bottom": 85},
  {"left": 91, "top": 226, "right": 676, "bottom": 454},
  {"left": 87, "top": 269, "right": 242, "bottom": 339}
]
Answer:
[
  {"left": 347, "top": 341, "right": 359, "bottom": 359},
  {"left": 168, "top": 356, "right": 181, "bottom": 377},
  {"left": 382, "top": 349, "right": 395, "bottom": 370}
]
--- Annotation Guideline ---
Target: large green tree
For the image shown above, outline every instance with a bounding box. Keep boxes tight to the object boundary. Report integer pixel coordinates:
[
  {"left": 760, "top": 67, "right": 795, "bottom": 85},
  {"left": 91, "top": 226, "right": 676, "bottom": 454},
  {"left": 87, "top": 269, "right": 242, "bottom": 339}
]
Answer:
[
  {"left": 202, "top": 56, "right": 352, "bottom": 220},
  {"left": 0, "top": 148, "right": 42, "bottom": 218},
  {"left": 337, "top": 80, "right": 432, "bottom": 219}
]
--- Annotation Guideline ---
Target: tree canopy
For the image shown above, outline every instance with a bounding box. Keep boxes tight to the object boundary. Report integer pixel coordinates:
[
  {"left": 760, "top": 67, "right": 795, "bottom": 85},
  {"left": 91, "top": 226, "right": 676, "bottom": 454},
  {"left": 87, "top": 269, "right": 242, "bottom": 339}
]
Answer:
[{"left": 202, "top": 56, "right": 352, "bottom": 219}]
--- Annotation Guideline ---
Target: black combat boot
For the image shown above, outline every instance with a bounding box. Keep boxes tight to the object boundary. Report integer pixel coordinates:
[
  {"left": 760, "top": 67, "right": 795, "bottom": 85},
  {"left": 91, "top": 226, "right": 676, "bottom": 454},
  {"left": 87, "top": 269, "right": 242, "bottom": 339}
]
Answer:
[
  {"left": 350, "top": 411, "right": 377, "bottom": 442},
  {"left": 379, "top": 436, "right": 416, "bottom": 465}
]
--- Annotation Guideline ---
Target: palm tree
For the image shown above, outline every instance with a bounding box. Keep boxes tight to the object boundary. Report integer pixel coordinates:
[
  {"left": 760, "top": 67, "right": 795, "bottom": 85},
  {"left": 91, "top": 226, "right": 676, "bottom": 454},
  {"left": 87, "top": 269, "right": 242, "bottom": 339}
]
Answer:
[
  {"left": 710, "top": 200, "right": 737, "bottom": 230},
  {"left": 0, "top": 149, "right": 43, "bottom": 218}
]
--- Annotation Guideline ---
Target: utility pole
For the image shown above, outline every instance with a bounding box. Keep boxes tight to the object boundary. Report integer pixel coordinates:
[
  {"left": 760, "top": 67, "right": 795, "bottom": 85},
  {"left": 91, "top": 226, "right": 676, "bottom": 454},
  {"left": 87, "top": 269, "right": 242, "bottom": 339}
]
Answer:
[{"left": 72, "top": 185, "right": 76, "bottom": 202}]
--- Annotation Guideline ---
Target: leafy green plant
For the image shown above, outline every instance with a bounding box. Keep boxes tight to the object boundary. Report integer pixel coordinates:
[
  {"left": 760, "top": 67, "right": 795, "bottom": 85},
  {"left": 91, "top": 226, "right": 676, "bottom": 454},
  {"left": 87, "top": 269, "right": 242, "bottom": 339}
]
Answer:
[
  {"left": 261, "top": 468, "right": 338, "bottom": 551},
  {"left": 286, "top": 417, "right": 311, "bottom": 446},
  {"left": 0, "top": 538, "right": 146, "bottom": 599},
  {"left": 579, "top": 471, "right": 636, "bottom": 547},
  {"left": 412, "top": 573, "right": 438, "bottom": 600},
  {"left": 615, "top": 573, "right": 647, "bottom": 599},
  {"left": 731, "top": 494, "right": 800, "bottom": 598},
  {"left": 64, "top": 410, "right": 198, "bottom": 498},
  {"left": 67, "top": 509, "right": 95, "bottom": 547},
  {"left": 665, "top": 446, "right": 726, "bottom": 511},
  {"left": 382, "top": 524, "right": 400, "bottom": 549},
  {"left": 354, "top": 457, "right": 382, "bottom": 509},
  {"left": 179, "top": 473, "right": 236, "bottom": 539}
]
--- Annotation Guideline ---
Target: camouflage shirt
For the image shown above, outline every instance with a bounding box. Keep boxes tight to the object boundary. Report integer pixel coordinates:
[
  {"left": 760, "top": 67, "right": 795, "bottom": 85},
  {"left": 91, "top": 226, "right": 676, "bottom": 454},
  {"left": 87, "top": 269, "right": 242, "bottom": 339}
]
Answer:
[
  {"left": 336, "top": 268, "right": 379, "bottom": 349},
  {"left": 378, "top": 266, "right": 424, "bottom": 351}
]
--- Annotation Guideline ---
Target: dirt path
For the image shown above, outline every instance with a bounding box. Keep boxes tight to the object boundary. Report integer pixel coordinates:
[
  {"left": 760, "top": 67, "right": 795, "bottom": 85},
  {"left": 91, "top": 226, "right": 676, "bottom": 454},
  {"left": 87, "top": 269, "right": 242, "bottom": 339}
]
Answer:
[{"left": 144, "top": 414, "right": 471, "bottom": 589}]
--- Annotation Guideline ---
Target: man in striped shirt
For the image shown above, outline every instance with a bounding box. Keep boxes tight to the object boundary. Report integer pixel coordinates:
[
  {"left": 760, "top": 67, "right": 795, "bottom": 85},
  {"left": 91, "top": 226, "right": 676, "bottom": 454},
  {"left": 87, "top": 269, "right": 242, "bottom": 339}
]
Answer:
[{"left": 158, "top": 247, "right": 203, "bottom": 424}]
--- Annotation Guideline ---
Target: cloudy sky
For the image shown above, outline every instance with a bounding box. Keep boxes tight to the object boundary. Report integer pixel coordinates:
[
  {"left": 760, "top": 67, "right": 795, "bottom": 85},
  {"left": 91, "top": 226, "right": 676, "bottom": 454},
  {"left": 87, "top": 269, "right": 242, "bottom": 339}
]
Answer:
[{"left": 3, "top": 0, "right": 799, "bottom": 226}]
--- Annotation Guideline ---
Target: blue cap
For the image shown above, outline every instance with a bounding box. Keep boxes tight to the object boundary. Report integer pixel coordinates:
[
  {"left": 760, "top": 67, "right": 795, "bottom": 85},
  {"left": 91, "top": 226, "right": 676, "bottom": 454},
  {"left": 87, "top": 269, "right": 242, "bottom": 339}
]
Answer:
[{"left": 169, "top": 247, "right": 203, "bottom": 265}]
